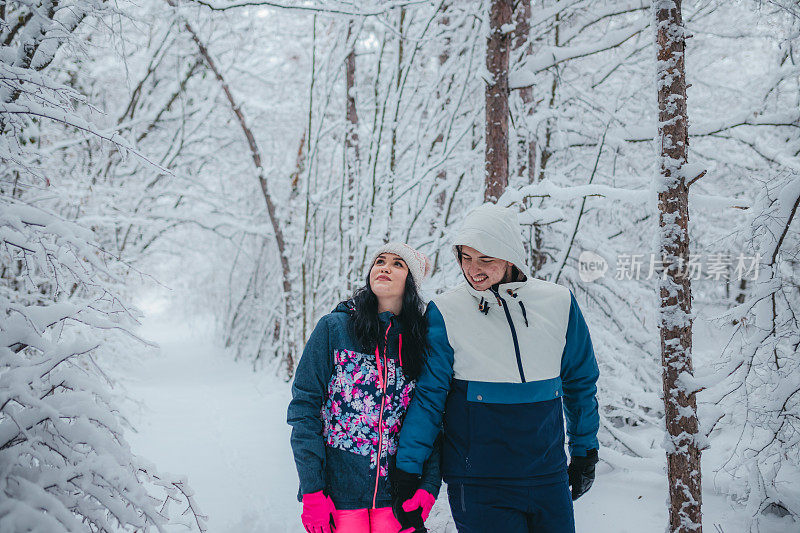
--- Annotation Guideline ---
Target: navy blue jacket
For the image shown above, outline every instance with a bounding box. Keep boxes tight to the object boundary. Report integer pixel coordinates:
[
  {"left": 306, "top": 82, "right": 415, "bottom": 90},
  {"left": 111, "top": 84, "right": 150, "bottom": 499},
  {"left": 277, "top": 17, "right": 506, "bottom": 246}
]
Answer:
[
  {"left": 287, "top": 302, "right": 441, "bottom": 510},
  {"left": 396, "top": 282, "right": 599, "bottom": 486}
]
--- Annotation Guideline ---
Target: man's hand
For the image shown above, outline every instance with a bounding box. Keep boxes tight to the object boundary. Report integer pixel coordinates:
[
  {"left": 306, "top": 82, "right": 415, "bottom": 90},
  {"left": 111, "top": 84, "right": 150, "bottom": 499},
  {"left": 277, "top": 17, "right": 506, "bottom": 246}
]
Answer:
[
  {"left": 390, "top": 468, "right": 427, "bottom": 532},
  {"left": 568, "top": 449, "right": 598, "bottom": 501}
]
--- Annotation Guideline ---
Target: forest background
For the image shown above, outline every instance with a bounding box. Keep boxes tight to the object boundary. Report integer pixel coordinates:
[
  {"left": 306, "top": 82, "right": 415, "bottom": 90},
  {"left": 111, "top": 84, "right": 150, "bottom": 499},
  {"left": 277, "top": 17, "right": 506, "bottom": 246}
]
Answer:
[{"left": 1, "top": 0, "right": 799, "bottom": 531}]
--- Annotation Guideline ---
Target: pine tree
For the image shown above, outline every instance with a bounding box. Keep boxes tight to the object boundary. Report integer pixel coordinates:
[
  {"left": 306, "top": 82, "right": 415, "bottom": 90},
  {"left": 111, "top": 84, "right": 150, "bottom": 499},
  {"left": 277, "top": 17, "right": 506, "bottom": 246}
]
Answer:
[
  {"left": 485, "top": 0, "right": 514, "bottom": 202},
  {"left": 654, "top": 0, "right": 703, "bottom": 530}
]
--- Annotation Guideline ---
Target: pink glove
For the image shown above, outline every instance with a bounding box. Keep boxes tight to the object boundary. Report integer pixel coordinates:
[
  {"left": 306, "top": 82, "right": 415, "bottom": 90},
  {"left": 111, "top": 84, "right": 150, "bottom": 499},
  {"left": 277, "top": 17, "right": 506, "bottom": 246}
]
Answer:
[
  {"left": 401, "top": 489, "right": 436, "bottom": 521},
  {"left": 301, "top": 491, "right": 335, "bottom": 533}
]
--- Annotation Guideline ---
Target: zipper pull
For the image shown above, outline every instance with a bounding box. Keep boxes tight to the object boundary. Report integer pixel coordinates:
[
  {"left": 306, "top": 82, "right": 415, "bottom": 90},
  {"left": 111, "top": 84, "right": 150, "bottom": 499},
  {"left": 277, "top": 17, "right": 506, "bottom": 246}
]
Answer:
[{"left": 490, "top": 287, "right": 503, "bottom": 306}]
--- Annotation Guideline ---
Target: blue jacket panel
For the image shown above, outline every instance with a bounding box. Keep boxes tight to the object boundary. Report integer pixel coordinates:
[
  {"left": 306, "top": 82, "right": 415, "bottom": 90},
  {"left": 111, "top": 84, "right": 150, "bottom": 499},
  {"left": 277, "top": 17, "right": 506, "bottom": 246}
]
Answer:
[
  {"left": 396, "top": 292, "right": 599, "bottom": 483},
  {"left": 561, "top": 291, "right": 600, "bottom": 457},
  {"left": 396, "top": 302, "right": 454, "bottom": 475},
  {"left": 287, "top": 303, "right": 441, "bottom": 510},
  {"left": 442, "top": 379, "right": 568, "bottom": 485}
]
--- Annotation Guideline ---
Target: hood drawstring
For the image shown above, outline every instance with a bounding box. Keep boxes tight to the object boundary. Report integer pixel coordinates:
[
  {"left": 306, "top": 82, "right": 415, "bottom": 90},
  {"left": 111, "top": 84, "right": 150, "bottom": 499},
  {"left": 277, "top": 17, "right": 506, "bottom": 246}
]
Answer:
[
  {"left": 398, "top": 333, "right": 403, "bottom": 368},
  {"left": 505, "top": 288, "right": 529, "bottom": 328},
  {"left": 478, "top": 297, "right": 490, "bottom": 315},
  {"left": 375, "top": 323, "right": 392, "bottom": 392},
  {"left": 519, "top": 301, "right": 529, "bottom": 327},
  {"left": 374, "top": 343, "right": 384, "bottom": 392}
]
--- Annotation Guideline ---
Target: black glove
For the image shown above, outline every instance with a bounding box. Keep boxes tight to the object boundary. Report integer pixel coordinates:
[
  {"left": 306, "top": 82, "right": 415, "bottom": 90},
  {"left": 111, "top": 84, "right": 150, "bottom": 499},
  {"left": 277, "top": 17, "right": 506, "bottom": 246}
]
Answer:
[
  {"left": 389, "top": 467, "right": 427, "bottom": 533},
  {"left": 568, "top": 449, "right": 598, "bottom": 501}
]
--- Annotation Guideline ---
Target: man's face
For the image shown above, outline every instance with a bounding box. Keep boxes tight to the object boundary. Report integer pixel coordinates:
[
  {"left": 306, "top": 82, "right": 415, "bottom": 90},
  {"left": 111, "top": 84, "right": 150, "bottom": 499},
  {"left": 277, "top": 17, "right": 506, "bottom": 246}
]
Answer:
[{"left": 459, "top": 245, "right": 512, "bottom": 291}]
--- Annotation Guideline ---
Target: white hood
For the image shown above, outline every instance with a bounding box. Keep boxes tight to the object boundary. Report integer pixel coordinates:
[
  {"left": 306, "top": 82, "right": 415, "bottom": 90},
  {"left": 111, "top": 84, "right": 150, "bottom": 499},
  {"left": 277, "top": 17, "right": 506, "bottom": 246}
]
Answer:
[{"left": 452, "top": 203, "right": 530, "bottom": 279}]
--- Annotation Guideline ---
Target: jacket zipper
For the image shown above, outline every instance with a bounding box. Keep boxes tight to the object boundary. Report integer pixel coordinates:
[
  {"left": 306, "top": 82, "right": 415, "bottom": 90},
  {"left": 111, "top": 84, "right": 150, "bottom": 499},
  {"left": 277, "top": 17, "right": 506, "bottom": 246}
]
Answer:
[
  {"left": 490, "top": 288, "right": 526, "bottom": 383},
  {"left": 372, "top": 323, "right": 391, "bottom": 508}
]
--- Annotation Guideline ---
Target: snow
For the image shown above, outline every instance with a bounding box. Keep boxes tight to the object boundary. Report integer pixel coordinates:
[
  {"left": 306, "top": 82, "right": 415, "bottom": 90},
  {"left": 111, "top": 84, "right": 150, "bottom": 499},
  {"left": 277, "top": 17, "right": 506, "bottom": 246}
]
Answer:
[
  {"left": 4, "top": 0, "right": 798, "bottom": 529},
  {"left": 499, "top": 22, "right": 516, "bottom": 35},
  {"left": 121, "top": 306, "right": 797, "bottom": 533},
  {"left": 509, "top": 19, "right": 650, "bottom": 88},
  {"left": 124, "top": 314, "right": 300, "bottom": 532},
  {"left": 777, "top": 175, "right": 800, "bottom": 220},
  {"left": 499, "top": 178, "right": 751, "bottom": 211}
]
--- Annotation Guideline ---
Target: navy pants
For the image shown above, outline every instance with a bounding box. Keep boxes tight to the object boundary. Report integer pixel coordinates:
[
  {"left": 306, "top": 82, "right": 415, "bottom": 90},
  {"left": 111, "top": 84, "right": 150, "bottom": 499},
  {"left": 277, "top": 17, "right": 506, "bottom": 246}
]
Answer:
[{"left": 447, "top": 481, "right": 575, "bottom": 533}]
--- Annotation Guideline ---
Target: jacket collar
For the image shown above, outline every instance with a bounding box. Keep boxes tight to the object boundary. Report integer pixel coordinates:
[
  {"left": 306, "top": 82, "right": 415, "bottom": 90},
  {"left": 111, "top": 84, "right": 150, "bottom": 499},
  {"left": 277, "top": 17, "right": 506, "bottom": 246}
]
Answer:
[
  {"left": 333, "top": 300, "right": 399, "bottom": 331},
  {"left": 463, "top": 280, "right": 528, "bottom": 302},
  {"left": 378, "top": 310, "right": 396, "bottom": 324}
]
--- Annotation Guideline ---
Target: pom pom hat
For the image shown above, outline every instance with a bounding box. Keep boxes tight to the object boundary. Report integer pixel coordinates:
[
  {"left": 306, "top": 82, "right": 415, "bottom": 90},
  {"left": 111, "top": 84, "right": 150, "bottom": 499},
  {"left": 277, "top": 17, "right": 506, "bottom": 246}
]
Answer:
[{"left": 369, "top": 242, "right": 432, "bottom": 291}]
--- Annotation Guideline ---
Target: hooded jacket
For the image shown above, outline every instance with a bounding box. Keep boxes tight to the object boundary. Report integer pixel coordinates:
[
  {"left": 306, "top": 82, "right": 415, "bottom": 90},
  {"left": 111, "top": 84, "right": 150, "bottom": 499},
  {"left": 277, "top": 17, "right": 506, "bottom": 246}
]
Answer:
[
  {"left": 287, "top": 301, "right": 441, "bottom": 510},
  {"left": 395, "top": 204, "right": 599, "bottom": 486}
]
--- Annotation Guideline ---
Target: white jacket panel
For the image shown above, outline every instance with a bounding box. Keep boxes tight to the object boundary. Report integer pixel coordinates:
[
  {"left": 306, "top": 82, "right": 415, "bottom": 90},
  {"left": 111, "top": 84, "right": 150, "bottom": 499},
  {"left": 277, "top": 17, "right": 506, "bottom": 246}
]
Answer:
[{"left": 433, "top": 278, "right": 571, "bottom": 383}]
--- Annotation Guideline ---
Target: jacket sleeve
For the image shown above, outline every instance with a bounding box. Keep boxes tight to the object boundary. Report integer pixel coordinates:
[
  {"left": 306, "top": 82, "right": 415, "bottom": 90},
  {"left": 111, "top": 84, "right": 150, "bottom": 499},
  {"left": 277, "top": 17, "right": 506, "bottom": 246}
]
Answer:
[
  {"left": 418, "top": 433, "right": 442, "bottom": 498},
  {"left": 396, "top": 301, "right": 454, "bottom": 475},
  {"left": 560, "top": 290, "right": 600, "bottom": 457},
  {"left": 287, "top": 316, "right": 334, "bottom": 497}
]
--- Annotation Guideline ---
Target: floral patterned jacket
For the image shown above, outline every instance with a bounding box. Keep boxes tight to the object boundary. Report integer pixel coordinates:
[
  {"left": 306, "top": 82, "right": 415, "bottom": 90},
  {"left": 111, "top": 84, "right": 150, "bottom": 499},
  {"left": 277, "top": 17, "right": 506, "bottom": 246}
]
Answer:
[{"left": 287, "top": 301, "right": 441, "bottom": 510}]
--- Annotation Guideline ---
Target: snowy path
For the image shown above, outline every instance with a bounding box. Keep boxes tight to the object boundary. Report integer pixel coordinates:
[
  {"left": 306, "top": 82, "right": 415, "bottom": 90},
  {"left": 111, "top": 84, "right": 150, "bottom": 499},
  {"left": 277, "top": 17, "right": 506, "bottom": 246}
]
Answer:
[
  {"left": 124, "top": 316, "right": 301, "bottom": 532},
  {"left": 121, "top": 313, "right": 791, "bottom": 533}
]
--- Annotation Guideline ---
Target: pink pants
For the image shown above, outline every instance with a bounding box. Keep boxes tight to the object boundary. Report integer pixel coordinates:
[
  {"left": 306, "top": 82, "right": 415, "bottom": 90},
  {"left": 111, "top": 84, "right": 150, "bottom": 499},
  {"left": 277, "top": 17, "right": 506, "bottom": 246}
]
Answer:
[{"left": 331, "top": 507, "right": 406, "bottom": 533}]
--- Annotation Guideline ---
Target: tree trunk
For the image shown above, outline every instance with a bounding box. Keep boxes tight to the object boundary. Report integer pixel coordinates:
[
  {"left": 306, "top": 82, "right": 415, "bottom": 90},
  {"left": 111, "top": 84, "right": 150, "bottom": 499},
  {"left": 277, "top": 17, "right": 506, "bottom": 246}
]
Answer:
[
  {"left": 512, "top": 0, "right": 534, "bottom": 184},
  {"left": 537, "top": 7, "right": 560, "bottom": 185},
  {"left": 485, "top": 0, "right": 513, "bottom": 202},
  {"left": 654, "top": 1, "right": 702, "bottom": 531},
  {"left": 511, "top": 0, "right": 547, "bottom": 276},
  {"left": 387, "top": 8, "right": 405, "bottom": 240},
  {"left": 428, "top": 1, "right": 454, "bottom": 245},
  {"left": 432, "top": 5, "right": 451, "bottom": 235},
  {"left": 345, "top": 23, "right": 360, "bottom": 174},
  {"left": 184, "top": 20, "right": 297, "bottom": 375},
  {"left": 344, "top": 20, "right": 359, "bottom": 287},
  {"left": 302, "top": 15, "right": 318, "bottom": 342}
]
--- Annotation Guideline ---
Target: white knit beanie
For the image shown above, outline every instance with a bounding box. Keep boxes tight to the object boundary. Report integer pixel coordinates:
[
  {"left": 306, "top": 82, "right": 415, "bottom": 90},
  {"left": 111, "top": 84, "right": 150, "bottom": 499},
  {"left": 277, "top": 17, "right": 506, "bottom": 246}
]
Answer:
[{"left": 369, "top": 242, "right": 432, "bottom": 291}]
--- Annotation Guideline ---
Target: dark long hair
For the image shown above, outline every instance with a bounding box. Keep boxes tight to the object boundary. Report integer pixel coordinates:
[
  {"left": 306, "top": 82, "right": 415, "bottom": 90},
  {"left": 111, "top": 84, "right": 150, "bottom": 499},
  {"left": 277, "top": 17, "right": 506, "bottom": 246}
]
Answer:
[{"left": 350, "top": 272, "right": 428, "bottom": 380}]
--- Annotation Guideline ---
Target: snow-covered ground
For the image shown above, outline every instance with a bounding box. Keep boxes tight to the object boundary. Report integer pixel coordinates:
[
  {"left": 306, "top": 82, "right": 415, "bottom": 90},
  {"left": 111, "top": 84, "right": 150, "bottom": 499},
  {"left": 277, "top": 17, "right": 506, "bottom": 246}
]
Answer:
[{"left": 122, "top": 308, "right": 794, "bottom": 533}]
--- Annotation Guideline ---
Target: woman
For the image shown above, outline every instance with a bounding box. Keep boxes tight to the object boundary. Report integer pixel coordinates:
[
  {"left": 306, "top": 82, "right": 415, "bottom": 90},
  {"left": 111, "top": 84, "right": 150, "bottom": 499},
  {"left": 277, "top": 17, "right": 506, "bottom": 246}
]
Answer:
[{"left": 288, "top": 243, "right": 440, "bottom": 533}]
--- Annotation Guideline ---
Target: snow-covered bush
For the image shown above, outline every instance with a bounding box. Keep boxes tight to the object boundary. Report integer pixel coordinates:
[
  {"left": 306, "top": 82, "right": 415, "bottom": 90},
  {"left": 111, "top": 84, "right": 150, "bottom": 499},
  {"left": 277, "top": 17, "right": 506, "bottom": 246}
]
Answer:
[
  {"left": 1, "top": 1, "right": 205, "bottom": 530},
  {"left": 0, "top": 201, "right": 206, "bottom": 531},
  {"left": 702, "top": 172, "right": 800, "bottom": 524}
]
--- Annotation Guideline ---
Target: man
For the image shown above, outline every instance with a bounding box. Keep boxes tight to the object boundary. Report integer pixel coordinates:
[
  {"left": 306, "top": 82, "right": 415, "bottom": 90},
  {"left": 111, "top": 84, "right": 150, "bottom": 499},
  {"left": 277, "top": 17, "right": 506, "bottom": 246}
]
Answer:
[{"left": 391, "top": 203, "right": 600, "bottom": 532}]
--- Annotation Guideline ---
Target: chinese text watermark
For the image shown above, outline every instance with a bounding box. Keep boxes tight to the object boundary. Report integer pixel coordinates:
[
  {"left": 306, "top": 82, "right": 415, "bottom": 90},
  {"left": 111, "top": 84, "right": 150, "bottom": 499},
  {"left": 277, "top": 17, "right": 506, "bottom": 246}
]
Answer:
[{"left": 578, "top": 251, "right": 761, "bottom": 283}]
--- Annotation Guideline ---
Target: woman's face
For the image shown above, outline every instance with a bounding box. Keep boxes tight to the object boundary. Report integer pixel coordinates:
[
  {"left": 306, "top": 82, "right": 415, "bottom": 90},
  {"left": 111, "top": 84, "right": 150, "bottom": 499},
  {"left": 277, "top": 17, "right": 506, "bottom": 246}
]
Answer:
[
  {"left": 369, "top": 253, "right": 409, "bottom": 303},
  {"left": 459, "top": 245, "right": 512, "bottom": 291}
]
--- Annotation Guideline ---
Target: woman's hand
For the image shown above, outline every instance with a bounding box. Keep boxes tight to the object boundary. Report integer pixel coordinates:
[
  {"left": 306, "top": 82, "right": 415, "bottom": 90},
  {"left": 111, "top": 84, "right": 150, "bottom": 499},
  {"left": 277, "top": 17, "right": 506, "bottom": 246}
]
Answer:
[
  {"left": 402, "top": 489, "right": 436, "bottom": 521},
  {"left": 301, "top": 491, "right": 336, "bottom": 533}
]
